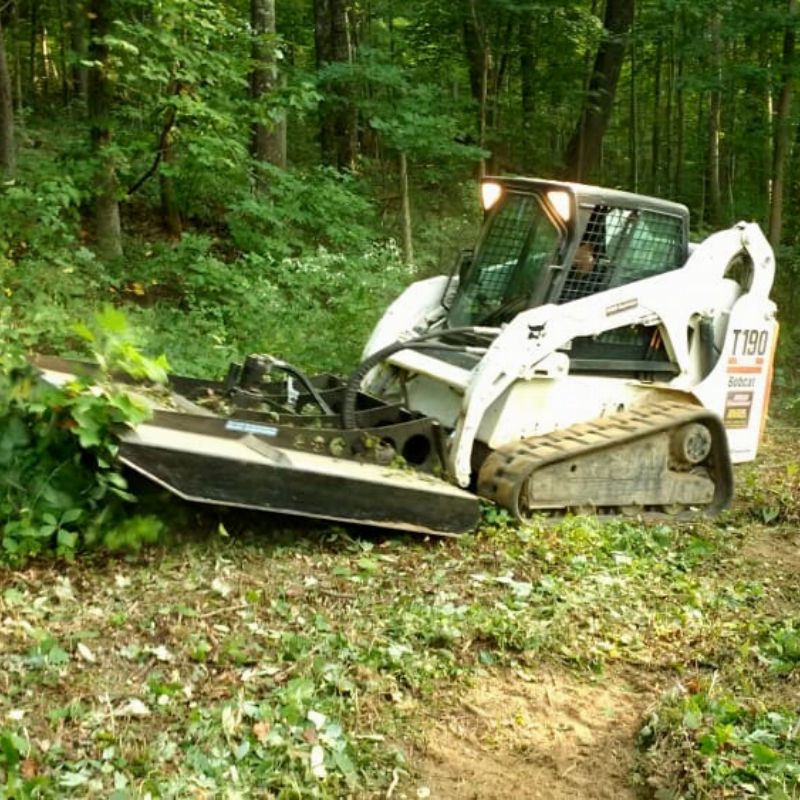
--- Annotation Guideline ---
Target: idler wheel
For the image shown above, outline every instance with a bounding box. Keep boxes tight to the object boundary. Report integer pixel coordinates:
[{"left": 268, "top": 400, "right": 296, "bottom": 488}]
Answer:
[{"left": 670, "top": 423, "right": 712, "bottom": 466}]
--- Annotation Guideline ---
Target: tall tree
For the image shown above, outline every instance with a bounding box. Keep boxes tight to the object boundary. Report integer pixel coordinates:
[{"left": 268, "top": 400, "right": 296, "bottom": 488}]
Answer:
[
  {"left": 87, "top": 0, "right": 122, "bottom": 259},
  {"left": 68, "top": 0, "right": 88, "bottom": 102},
  {"left": 706, "top": 12, "right": 722, "bottom": 227},
  {"left": 563, "top": 0, "right": 635, "bottom": 181},
  {"left": 0, "top": 13, "right": 15, "bottom": 178},
  {"left": 315, "top": 0, "right": 356, "bottom": 169},
  {"left": 769, "top": 0, "right": 798, "bottom": 247},
  {"left": 518, "top": 12, "right": 537, "bottom": 171},
  {"left": 250, "top": 0, "right": 285, "bottom": 169}
]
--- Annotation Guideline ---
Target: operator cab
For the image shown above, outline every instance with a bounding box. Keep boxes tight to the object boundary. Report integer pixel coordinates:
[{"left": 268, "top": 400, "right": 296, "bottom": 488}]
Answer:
[{"left": 447, "top": 178, "right": 690, "bottom": 378}]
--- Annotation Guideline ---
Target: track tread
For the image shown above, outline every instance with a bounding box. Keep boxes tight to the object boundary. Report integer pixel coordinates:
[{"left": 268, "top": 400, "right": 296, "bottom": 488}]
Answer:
[{"left": 477, "top": 401, "right": 733, "bottom": 521}]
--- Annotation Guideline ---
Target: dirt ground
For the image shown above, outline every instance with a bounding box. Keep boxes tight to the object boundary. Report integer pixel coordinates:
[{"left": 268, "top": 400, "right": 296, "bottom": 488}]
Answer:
[
  {"left": 410, "top": 517, "right": 800, "bottom": 800},
  {"left": 412, "top": 666, "right": 654, "bottom": 800},
  {"left": 742, "top": 527, "right": 800, "bottom": 575}
]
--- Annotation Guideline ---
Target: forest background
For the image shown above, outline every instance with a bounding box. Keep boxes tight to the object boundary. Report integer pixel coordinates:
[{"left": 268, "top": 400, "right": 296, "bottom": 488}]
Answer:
[
  {"left": 2, "top": 3, "right": 800, "bottom": 798},
  {"left": 0, "top": 0, "right": 799, "bottom": 394}
]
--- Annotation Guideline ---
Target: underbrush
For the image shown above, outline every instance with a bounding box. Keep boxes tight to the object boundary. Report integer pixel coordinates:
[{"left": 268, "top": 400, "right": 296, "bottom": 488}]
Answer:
[
  {"left": 735, "top": 424, "right": 800, "bottom": 525},
  {"left": 640, "top": 686, "right": 800, "bottom": 798},
  {"left": 2, "top": 233, "right": 413, "bottom": 378},
  {"left": 0, "top": 311, "right": 165, "bottom": 565},
  {"left": 1, "top": 139, "right": 422, "bottom": 380},
  {"left": 0, "top": 507, "right": 785, "bottom": 797},
  {"left": 636, "top": 430, "right": 800, "bottom": 800}
]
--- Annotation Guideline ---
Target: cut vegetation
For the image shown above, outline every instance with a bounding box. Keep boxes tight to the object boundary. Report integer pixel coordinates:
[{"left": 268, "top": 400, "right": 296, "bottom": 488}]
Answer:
[{"left": 1, "top": 423, "right": 798, "bottom": 799}]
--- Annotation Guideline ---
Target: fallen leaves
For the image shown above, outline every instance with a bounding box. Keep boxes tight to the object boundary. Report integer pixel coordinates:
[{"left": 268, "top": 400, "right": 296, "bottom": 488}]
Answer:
[{"left": 1, "top": 425, "right": 797, "bottom": 798}]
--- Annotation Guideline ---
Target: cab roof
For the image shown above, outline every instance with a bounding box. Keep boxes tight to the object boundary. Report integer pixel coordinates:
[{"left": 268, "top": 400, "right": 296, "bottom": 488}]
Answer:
[{"left": 486, "top": 176, "right": 690, "bottom": 222}]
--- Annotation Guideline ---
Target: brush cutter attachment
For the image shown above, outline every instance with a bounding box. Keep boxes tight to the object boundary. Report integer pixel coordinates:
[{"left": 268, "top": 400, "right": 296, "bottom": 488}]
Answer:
[{"left": 35, "top": 356, "right": 480, "bottom": 536}]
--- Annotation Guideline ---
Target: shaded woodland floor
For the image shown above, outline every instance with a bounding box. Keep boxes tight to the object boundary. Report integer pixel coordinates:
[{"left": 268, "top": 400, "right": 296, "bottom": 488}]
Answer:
[{"left": 1, "top": 422, "right": 798, "bottom": 798}]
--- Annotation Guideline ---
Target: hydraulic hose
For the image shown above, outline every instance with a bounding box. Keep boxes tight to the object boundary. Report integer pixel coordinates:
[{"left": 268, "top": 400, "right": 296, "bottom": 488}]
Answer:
[
  {"left": 238, "top": 355, "right": 335, "bottom": 416},
  {"left": 340, "top": 327, "right": 498, "bottom": 429}
]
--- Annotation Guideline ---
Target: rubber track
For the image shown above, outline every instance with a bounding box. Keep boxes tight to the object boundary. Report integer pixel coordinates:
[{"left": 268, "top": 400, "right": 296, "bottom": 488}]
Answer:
[{"left": 477, "top": 400, "right": 734, "bottom": 520}]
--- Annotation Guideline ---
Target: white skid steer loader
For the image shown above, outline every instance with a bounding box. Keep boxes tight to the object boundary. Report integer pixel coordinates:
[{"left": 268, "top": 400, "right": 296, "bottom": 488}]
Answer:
[{"left": 37, "top": 178, "right": 779, "bottom": 535}]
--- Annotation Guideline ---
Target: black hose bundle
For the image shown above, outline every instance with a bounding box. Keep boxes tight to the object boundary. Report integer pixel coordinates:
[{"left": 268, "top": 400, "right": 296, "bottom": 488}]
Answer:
[{"left": 340, "top": 327, "right": 495, "bottom": 429}]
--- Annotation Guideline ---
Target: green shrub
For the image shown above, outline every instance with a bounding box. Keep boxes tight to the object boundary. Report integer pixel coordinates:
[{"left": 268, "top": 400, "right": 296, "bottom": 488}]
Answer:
[
  {"left": 0, "top": 310, "right": 165, "bottom": 565},
  {"left": 0, "top": 173, "right": 83, "bottom": 256},
  {"left": 225, "top": 164, "right": 376, "bottom": 258},
  {"left": 118, "top": 242, "right": 413, "bottom": 377},
  {"left": 639, "top": 687, "right": 800, "bottom": 798}
]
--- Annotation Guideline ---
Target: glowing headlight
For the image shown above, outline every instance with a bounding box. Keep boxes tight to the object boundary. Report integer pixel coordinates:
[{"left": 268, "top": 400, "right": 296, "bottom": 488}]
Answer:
[
  {"left": 547, "top": 190, "right": 572, "bottom": 223},
  {"left": 481, "top": 182, "right": 503, "bottom": 211}
]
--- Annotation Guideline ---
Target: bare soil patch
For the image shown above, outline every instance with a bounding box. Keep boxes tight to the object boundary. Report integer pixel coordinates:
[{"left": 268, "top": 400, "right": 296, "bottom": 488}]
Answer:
[
  {"left": 742, "top": 526, "right": 800, "bottom": 575},
  {"left": 414, "top": 666, "right": 654, "bottom": 800}
]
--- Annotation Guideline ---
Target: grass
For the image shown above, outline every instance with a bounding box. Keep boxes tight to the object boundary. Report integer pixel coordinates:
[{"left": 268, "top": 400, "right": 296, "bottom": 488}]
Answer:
[{"left": 0, "top": 424, "right": 798, "bottom": 798}]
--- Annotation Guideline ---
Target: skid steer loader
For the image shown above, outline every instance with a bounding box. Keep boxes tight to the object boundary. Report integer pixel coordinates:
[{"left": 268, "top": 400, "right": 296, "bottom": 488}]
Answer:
[{"left": 36, "top": 178, "right": 779, "bottom": 536}]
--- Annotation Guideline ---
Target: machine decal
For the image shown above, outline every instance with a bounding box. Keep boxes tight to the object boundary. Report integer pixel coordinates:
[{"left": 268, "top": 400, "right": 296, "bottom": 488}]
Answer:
[
  {"left": 225, "top": 420, "right": 279, "bottom": 437},
  {"left": 726, "top": 363, "right": 763, "bottom": 375},
  {"left": 723, "top": 391, "right": 754, "bottom": 429},
  {"left": 528, "top": 323, "right": 547, "bottom": 340},
  {"left": 731, "top": 328, "right": 769, "bottom": 357}
]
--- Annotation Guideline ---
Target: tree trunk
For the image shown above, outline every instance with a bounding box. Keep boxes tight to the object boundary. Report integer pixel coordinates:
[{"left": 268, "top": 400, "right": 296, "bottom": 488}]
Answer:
[
  {"left": 57, "top": 0, "right": 69, "bottom": 105},
  {"left": 563, "top": 0, "right": 635, "bottom": 181},
  {"left": 761, "top": 36, "right": 773, "bottom": 222},
  {"left": 29, "top": 0, "right": 37, "bottom": 100},
  {"left": 769, "top": 0, "right": 798, "bottom": 247},
  {"left": 399, "top": 151, "right": 413, "bottom": 264},
  {"left": 673, "top": 10, "right": 685, "bottom": 197},
  {"left": 651, "top": 37, "right": 662, "bottom": 193},
  {"left": 69, "top": 0, "right": 88, "bottom": 102},
  {"left": 463, "top": 0, "right": 489, "bottom": 174},
  {"left": 696, "top": 91, "right": 707, "bottom": 225},
  {"left": 628, "top": 17, "right": 638, "bottom": 190},
  {"left": 87, "top": 0, "right": 122, "bottom": 260},
  {"left": 706, "top": 13, "right": 722, "bottom": 227},
  {"left": 315, "top": 0, "right": 356, "bottom": 170},
  {"left": 462, "top": 6, "right": 483, "bottom": 104},
  {"left": 488, "top": 16, "right": 513, "bottom": 132},
  {"left": 664, "top": 20, "right": 674, "bottom": 194},
  {"left": 250, "top": 0, "right": 285, "bottom": 170},
  {"left": 723, "top": 42, "right": 737, "bottom": 220},
  {"left": 0, "top": 16, "right": 15, "bottom": 178},
  {"left": 11, "top": 0, "right": 23, "bottom": 115},
  {"left": 519, "top": 13, "right": 537, "bottom": 170}
]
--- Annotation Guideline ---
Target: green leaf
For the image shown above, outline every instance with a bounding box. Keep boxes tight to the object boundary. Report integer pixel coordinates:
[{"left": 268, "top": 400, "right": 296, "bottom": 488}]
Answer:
[
  {"left": 71, "top": 322, "right": 95, "bottom": 343},
  {"left": 332, "top": 749, "right": 356, "bottom": 778},
  {"left": 57, "top": 529, "right": 78, "bottom": 550},
  {"left": 95, "top": 306, "right": 129, "bottom": 335},
  {"left": 682, "top": 708, "right": 703, "bottom": 730},
  {"left": 750, "top": 742, "right": 781, "bottom": 765},
  {"left": 60, "top": 508, "right": 83, "bottom": 524},
  {"left": 698, "top": 733, "right": 718, "bottom": 755}
]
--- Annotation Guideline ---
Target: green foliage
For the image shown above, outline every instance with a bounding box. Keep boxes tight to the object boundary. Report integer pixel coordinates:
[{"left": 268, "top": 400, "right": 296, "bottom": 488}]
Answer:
[
  {"left": 242, "top": 244, "right": 413, "bottom": 372},
  {"left": 73, "top": 306, "right": 170, "bottom": 383},
  {"left": 640, "top": 688, "right": 800, "bottom": 798},
  {"left": 0, "top": 312, "right": 164, "bottom": 565},
  {"left": 110, "top": 0, "right": 251, "bottom": 218},
  {"left": 0, "top": 725, "right": 52, "bottom": 798},
  {"left": 0, "top": 174, "right": 83, "bottom": 256},
  {"left": 112, "top": 240, "right": 412, "bottom": 377},
  {"left": 737, "top": 459, "right": 800, "bottom": 525},
  {"left": 226, "top": 165, "right": 377, "bottom": 258},
  {"left": 753, "top": 619, "right": 800, "bottom": 674}
]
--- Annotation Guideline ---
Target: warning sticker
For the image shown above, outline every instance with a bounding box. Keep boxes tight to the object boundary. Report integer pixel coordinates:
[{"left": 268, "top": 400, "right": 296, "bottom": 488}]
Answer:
[
  {"left": 225, "top": 420, "right": 279, "bottom": 438},
  {"left": 724, "top": 391, "right": 753, "bottom": 429}
]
